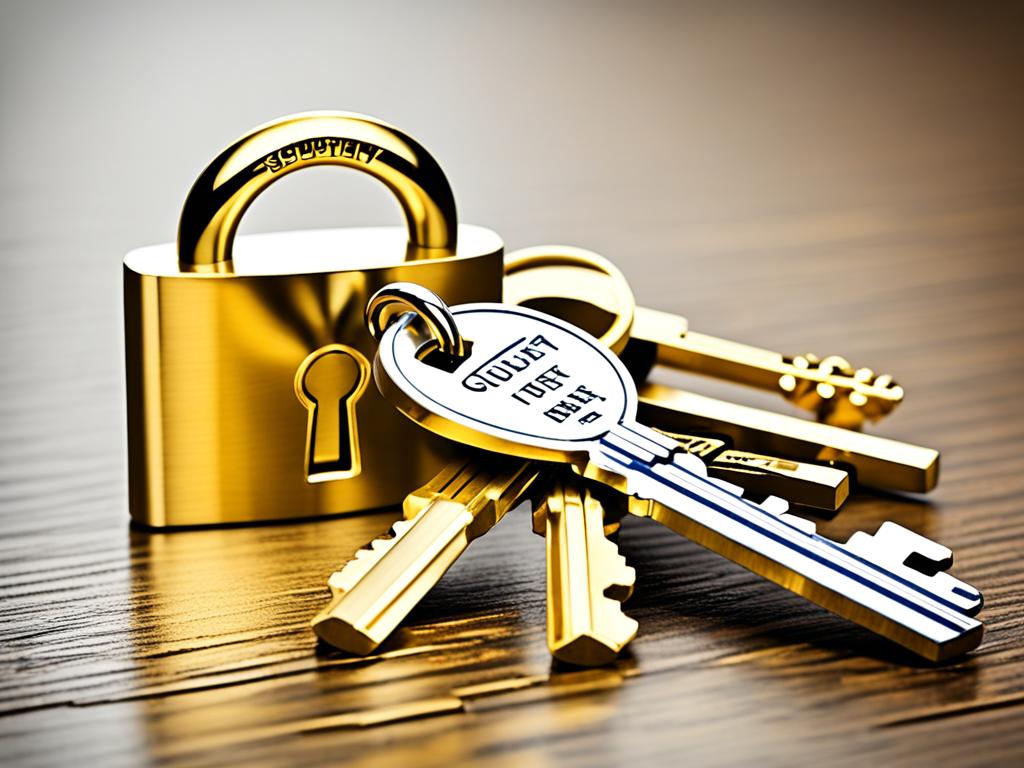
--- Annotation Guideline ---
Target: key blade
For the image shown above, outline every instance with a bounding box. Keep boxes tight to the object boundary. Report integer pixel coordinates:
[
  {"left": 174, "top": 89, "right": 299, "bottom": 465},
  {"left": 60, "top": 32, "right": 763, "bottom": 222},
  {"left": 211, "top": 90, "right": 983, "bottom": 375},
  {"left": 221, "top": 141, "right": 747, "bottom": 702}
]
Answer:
[
  {"left": 532, "top": 485, "right": 627, "bottom": 538},
  {"left": 326, "top": 517, "right": 417, "bottom": 595},
  {"left": 590, "top": 427, "right": 982, "bottom": 661},
  {"left": 630, "top": 307, "right": 903, "bottom": 426},
  {"left": 546, "top": 479, "right": 638, "bottom": 666},
  {"left": 845, "top": 522, "right": 982, "bottom": 616},
  {"left": 658, "top": 429, "right": 850, "bottom": 512},
  {"left": 402, "top": 458, "right": 471, "bottom": 518},
  {"left": 710, "top": 450, "right": 850, "bottom": 512},
  {"left": 639, "top": 384, "right": 939, "bottom": 493},
  {"left": 314, "top": 457, "right": 538, "bottom": 655},
  {"left": 313, "top": 499, "right": 476, "bottom": 655},
  {"left": 405, "top": 454, "right": 539, "bottom": 526}
]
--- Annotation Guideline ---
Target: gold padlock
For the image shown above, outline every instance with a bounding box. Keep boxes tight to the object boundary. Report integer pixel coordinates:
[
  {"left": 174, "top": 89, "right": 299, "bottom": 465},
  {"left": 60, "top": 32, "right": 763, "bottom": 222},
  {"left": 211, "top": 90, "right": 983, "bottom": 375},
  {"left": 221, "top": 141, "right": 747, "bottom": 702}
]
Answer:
[{"left": 124, "top": 112, "right": 503, "bottom": 527}]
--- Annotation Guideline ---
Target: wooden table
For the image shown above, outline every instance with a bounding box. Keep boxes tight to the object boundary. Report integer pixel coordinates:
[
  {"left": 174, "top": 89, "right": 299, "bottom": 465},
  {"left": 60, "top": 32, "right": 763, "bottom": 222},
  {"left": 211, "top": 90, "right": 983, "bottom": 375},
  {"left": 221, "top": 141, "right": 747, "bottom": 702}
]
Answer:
[{"left": 1, "top": 3, "right": 1022, "bottom": 765}]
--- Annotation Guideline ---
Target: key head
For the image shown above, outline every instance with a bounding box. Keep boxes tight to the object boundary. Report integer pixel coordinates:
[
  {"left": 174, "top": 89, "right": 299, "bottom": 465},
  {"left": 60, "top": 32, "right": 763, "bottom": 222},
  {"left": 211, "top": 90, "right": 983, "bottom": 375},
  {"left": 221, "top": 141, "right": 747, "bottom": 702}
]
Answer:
[
  {"left": 503, "top": 246, "right": 638, "bottom": 356},
  {"left": 374, "top": 302, "right": 637, "bottom": 463}
]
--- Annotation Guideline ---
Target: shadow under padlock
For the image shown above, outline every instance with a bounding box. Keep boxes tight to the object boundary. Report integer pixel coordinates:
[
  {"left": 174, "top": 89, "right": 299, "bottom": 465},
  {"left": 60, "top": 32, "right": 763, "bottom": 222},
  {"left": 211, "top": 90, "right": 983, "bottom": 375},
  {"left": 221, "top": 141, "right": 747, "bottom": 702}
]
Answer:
[{"left": 124, "top": 112, "right": 504, "bottom": 526}]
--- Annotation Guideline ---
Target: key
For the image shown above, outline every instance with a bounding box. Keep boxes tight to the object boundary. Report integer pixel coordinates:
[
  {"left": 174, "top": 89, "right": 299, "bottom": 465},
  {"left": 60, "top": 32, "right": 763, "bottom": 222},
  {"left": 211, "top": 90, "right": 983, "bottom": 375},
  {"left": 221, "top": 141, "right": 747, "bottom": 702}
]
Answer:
[
  {"left": 533, "top": 430, "right": 848, "bottom": 538},
  {"left": 504, "top": 245, "right": 903, "bottom": 428},
  {"left": 312, "top": 452, "right": 539, "bottom": 654},
  {"left": 400, "top": 461, "right": 638, "bottom": 668},
  {"left": 535, "top": 475, "right": 638, "bottom": 666},
  {"left": 639, "top": 384, "right": 938, "bottom": 493},
  {"left": 321, "top": 424, "right": 841, "bottom": 658},
  {"left": 503, "top": 246, "right": 937, "bottom": 493},
  {"left": 529, "top": 431, "right": 847, "bottom": 665},
  {"left": 367, "top": 282, "right": 983, "bottom": 661},
  {"left": 662, "top": 431, "right": 849, "bottom": 512}
]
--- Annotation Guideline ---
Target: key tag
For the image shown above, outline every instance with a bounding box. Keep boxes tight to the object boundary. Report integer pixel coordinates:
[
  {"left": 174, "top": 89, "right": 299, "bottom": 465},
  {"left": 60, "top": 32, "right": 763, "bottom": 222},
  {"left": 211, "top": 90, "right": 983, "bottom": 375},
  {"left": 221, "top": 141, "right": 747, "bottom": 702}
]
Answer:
[
  {"left": 124, "top": 113, "right": 504, "bottom": 526},
  {"left": 366, "top": 283, "right": 637, "bottom": 467}
]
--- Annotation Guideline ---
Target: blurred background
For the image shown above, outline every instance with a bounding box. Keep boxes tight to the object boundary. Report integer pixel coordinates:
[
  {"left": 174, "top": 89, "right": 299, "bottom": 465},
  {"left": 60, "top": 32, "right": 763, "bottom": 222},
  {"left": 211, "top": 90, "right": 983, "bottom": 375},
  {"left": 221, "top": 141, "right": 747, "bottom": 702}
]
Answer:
[{"left": 1, "top": 2, "right": 1023, "bottom": 765}]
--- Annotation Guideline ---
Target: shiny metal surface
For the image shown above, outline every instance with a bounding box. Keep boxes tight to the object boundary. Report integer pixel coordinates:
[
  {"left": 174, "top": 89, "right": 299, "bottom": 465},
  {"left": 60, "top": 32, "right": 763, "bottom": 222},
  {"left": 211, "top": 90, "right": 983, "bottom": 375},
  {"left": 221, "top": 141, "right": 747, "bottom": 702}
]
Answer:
[
  {"left": 312, "top": 454, "right": 538, "bottom": 654},
  {"left": 177, "top": 112, "right": 459, "bottom": 268},
  {"left": 505, "top": 245, "right": 903, "bottom": 427},
  {"left": 504, "top": 245, "right": 932, "bottom": 492},
  {"left": 639, "top": 384, "right": 938, "bottom": 492},
  {"left": 539, "top": 477, "right": 638, "bottom": 666},
  {"left": 665, "top": 432, "right": 850, "bottom": 511},
  {"left": 371, "top": 289, "right": 983, "bottom": 660},
  {"left": 124, "top": 113, "right": 504, "bottom": 526},
  {"left": 366, "top": 281, "right": 468, "bottom": 358}
]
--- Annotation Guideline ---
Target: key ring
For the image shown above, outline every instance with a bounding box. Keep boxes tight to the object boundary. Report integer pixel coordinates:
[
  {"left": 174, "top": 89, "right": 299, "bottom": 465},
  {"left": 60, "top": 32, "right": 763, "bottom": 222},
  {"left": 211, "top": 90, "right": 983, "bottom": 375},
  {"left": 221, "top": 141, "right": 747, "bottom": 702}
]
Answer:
[
  {"left": 503, "top": 246, "right": 636, "bottom": 355},
  {"left": 365, "top": 282, "right": 467, "bottom": 358}
]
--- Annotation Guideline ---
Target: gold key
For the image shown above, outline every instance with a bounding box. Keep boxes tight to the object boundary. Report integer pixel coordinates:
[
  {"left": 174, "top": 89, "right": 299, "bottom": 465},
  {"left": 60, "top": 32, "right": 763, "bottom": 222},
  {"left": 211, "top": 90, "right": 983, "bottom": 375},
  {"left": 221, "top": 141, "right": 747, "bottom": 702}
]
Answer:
[
  {"left": 530, "top": 433, "right": 845, "bottom": 667},
  {"left": 504, "top": 246, "right": 936, "bottom": 493},
  {"left": 640, "top": 385, "right": 937, "bottom": 493},
  {"left": 504, "top": 246, "right": 903, "bottom": 429},
  {"left": 665, "top": 432, "right": 849, "bottom": 512},
  {"left": 532, "top": 476, "right": 638, "bottom": 667},
  {"left": 312, "top": 453, "right": 539, "bottom": 654}
]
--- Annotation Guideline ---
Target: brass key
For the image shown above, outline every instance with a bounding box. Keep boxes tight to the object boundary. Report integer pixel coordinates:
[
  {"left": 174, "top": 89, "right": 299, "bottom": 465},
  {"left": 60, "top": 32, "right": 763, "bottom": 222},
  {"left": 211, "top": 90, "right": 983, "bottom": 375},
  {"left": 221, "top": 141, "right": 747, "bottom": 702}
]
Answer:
[
  {"left": 504, "top": 246, "right": 903, "bottom": 429},
  {"left": 529, "top": 432, "right": 845, "bottom": 667},
  {"left": 641, "top": 385, "right": 937, "bottom": 493},
  {"left": 504, "top": 246, "right": 935, "bottom": 492},
  {"left": 312, "top": 453, "right": 539, "bottom": 654},
  {"left": 666, "top": 432, "right": 849, "bottom": 512},
  {"left": 532, "top": 476, "right": 638, "bottom": 667}
]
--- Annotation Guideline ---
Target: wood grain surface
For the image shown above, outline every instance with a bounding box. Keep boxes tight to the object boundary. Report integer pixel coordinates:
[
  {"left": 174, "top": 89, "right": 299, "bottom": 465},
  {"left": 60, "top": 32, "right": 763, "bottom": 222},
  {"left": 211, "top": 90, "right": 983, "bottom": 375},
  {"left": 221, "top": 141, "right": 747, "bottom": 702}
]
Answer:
[{"left": 1, "top": 2, "right": 1023, "bottom": 766}]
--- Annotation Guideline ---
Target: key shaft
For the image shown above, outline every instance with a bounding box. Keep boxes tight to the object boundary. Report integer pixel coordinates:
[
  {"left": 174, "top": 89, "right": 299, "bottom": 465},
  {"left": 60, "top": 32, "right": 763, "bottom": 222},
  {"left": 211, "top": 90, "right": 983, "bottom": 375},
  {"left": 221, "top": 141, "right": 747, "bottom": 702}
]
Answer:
[
  {"left": 312, "top": 455, "right": 539, "bottom": 654},
  {"left": 541, "top": 478, "right": 638, "bottom": 666},
  {"left": 588, "top": 422, "right": 981, "bottom": 662},
  {"left": 639, "top": 383, "right": 938, "bottom": 493},
  {"left": 631, "top": 307, "right": 903, "bottom": 427},
  {"left": 667, "top": 432, "right": 849, "bottom": 512}
]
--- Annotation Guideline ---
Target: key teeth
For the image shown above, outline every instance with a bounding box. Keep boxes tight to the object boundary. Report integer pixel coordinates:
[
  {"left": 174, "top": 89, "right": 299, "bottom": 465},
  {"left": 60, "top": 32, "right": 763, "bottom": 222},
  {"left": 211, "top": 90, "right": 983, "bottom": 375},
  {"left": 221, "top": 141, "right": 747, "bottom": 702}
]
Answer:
[
  {"left": 594, "top": 525, "right": 638, "bottom": 621},
  {"left": 327, "top": 518, "right": 414, "bottom": 593},
  {"left": 758, "top": 495, "right": 790, "bottom": 517},
  {"left": 604, "top": 555, "right": 637, "bottom": 603},
  {"left": 778, "top": 512, "right": 817, "bottom": 535},
  {"left": 593, "top": 530, "right": 636, "bottom": 594},
  {"left": 847, "top": 522, "right": 953, "bottom": 571},
  {"left": 603, "top": 564, "right": 636, "bottom": 603},
  {"left": 844, "top": 523, "right": 983, "bottom": 615},
  {"left": 672, "top": 451, "right": 709, "bottom": 477},
  {"left": 875, "top": 521, "right": 953, "bottom": 567}
]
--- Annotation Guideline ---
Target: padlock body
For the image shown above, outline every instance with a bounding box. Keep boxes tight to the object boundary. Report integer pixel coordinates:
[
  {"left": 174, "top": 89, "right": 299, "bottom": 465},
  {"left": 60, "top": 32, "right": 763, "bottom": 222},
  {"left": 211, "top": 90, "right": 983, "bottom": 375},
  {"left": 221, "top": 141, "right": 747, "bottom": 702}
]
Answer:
[{"left": 124, "top": 225, "right": 502, "bottom": 526}]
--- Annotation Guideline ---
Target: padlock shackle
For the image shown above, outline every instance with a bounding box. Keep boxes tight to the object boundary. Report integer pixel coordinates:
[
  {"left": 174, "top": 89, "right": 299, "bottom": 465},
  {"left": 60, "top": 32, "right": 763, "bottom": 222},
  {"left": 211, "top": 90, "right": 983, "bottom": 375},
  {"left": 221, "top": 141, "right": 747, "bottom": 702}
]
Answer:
[{"left": 177, "top": 111, "right": 458, "bottom": 266}]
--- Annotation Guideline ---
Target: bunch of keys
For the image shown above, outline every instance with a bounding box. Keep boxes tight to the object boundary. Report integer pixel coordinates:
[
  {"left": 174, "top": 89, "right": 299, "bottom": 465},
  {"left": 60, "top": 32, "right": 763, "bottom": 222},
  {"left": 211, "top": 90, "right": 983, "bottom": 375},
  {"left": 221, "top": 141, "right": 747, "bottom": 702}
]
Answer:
[{"left": 312, "top": 264, "right": 982, "bottom": 665}]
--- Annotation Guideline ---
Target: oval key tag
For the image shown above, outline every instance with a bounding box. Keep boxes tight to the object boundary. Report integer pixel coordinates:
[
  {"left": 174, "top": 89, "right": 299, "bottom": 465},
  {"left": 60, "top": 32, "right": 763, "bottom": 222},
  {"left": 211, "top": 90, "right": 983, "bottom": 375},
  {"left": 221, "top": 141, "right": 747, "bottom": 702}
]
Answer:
[{"left": 375, "top": 303, "right": 638, "bottom": 462}]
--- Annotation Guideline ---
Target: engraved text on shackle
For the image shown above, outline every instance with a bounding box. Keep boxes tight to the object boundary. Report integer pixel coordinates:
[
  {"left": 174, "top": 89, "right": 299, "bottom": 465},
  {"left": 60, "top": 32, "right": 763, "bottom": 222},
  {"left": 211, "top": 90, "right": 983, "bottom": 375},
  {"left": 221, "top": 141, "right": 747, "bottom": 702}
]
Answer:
[
  {"left": 255, "top": 137, "right": 385, "bottom": 174},
  {"left": 460, "top": 334, "right": 608, "bottom": 426}
]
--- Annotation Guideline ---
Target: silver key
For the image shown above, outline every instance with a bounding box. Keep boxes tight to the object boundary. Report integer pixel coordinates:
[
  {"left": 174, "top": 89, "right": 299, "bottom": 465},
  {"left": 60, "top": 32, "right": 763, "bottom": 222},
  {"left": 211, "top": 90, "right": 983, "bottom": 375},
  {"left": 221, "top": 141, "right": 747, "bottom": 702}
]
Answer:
[{"left": 366, "top": 283, "right": 983, "bottom": 661}]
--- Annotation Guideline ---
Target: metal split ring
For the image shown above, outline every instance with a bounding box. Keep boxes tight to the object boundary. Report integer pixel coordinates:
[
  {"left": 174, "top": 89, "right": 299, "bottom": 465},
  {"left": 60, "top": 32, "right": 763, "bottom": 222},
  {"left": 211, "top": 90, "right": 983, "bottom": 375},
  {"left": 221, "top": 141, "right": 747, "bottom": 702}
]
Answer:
[{"left": 365, "top": 282, "right": 467, "bottom": 358}]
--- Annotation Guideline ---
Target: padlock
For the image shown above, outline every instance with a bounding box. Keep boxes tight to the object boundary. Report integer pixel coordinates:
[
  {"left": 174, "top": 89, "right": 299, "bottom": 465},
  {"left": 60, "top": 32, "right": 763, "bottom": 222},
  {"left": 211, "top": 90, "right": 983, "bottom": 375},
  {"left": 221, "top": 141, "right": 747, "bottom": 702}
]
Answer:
[{"left": 124, "top": 112, "right": 503, "bottom": 526}]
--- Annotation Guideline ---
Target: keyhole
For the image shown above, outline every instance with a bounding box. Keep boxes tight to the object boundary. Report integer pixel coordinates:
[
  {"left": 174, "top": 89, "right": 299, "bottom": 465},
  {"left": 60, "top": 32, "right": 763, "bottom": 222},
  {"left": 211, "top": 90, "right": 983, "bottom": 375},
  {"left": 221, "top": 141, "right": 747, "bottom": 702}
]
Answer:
[{"left": 294, "top": 344, "right": 371, "bottom": 483}]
